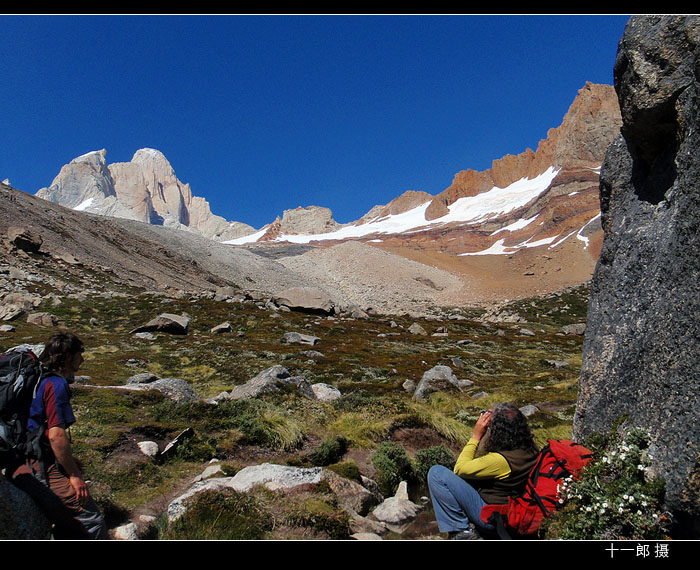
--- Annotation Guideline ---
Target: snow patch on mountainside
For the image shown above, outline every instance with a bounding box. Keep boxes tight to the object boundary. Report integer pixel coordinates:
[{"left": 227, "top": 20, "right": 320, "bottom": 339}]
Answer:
[
  {"left": 461, "top": 211, "right": 602, "bottom": 256},
  {"left": 226, "top": 167, "right": 560, "bottom": 245}
]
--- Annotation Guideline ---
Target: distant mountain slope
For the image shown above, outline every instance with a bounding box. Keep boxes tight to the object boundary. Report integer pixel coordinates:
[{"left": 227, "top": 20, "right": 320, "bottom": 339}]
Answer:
[
  {"left": 1, "top": 182, "right": 324, "bottom": 298},
  {"left": 34, "top": 84, "right": 619, "bottom": 256},
  {"left": 2, "top": 182, "right": 483, "bottom": 315},
  {"left": 26, "top": 82, "right": 621, "bottom": 304},
  {"left": 234, "top": 83, "right": 619, "bottom": 262}
]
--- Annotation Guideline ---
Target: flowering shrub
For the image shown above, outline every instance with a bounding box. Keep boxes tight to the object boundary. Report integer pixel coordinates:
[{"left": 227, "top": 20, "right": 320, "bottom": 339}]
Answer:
[{"left": 543, "top": 427, "right": 670, "bottom": 540}]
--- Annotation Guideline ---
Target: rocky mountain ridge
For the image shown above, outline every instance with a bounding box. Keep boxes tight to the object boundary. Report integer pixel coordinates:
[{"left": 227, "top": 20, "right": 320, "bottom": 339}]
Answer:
[
  {"left": 0, "top": 181, "right": 475, "bottom": 318},
  {"left": 30, "top": 82, "right": 622, "bottom": 306},
  {"left": 232, "top": 82, "right": 619, "bottom": 252},
  {"left": 36, "top": 148, "right": 256, "bottom": 243},
  {"left": 424, "top": 82, "right": 621, "bottom": 220},
  {"left": 35, "top": 84, "right": 619, "bottom": 251}
]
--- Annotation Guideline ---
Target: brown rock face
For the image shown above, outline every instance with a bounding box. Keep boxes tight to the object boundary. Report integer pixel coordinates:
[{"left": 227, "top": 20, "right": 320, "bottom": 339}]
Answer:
[
  {"left": 36, "top": 149, "right": 116, "bottom": 211},
  {"left": 280, "top": 206, "right": 341, "bottom": 235},
  {"left": 425, "top": 83, "right": 622, "bottom": 221},
  {"left": 359, "top": 190, "right": 434, "bottom": 223},
  {"left": 107, "top": 161, "right": 153, "bottom": 222},
  {"left": 28, "top": 81, "right": 622, "bottom": 306},
  {"left": 7, "top": 227, "right": 43, "bottom": 253},
  {"left": 36, "top": 148, "right": 256, "bottom": 242}
]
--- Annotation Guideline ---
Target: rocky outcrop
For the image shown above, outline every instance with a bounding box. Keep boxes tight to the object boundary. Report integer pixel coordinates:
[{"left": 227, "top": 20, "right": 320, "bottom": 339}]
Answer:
[
  {"left": 358, "top": 190, "right": 434, "bottom": 223},
  {"left": 167, "top": 462, "right": 379, "bottom": 522},
  {"left": 36, "top": 148, "right": 256, "bottom": 242},
  {"left": 573, "top": 15, "right": 700, "bottom": 538},
  {"left": 425, "top": 82, "right": 622, "bottom": 221},
  {"left": 0, "top": 475, "right": 52, "bottom": 539},
  {"left": 368, "top": 480, "right": 422, "bottom": 533},
  {"left": 7, "top": 226, "right": 43, "bottom": 253},
  {"left": 273, "top": 286, "right": 335, "bottom": 314},
  {"left": 130, "top": 313, "right": 191, "bottom": 335},
  {"left": 256, "top": 206, "right": 342, "bottom": 242},
  {"left": 279, "top": 206, "right": 341, "bottom": 235},
  {"left": 411, "top": 365, "right": 473, "bottom": 402}
]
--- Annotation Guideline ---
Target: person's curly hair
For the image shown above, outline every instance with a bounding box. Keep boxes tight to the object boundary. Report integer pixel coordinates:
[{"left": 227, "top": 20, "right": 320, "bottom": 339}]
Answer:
[
  {"left": 40, "top": 332, "right": 84, "bottom": 374},
  {"left": 481, "top": 403, "right": 538, "bottom": 454}
]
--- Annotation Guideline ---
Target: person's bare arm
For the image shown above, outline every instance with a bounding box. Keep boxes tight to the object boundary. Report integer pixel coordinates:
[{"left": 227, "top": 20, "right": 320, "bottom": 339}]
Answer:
[
  {"left": 48, "top": 425, "right": 89, "bottom": 505},
  {"left": 472, "top": 409, "right": 492, "bottom": 441}
]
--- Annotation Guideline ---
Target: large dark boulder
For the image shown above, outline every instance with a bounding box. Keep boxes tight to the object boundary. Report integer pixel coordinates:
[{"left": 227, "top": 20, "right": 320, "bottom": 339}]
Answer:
[
  {"left": 573, "top": 15, "right": 700, "bottom": 537},
  {"left": 0, "top": 475, "right": 52, "bottom": 539}
]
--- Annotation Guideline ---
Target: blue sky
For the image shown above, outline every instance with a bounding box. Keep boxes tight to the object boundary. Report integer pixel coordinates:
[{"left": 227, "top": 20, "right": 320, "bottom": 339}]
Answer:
[{"left": 1, "top": 14, "right": 630, "bottom": 229}]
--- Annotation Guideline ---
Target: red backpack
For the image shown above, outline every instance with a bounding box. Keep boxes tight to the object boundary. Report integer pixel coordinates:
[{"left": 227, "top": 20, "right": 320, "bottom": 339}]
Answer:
[{"left": 480, "top": 439, "right": 594, "bottom": 539}]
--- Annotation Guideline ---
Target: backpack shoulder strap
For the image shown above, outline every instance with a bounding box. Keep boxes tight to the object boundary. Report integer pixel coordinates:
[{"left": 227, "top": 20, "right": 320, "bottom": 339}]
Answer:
[{"left": 487, "top": 511, "right": 513, "bottom": 540}]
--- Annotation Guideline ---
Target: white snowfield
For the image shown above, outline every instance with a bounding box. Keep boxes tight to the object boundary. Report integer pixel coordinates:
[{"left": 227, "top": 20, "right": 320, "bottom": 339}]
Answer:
[
  {"left": 226, "top": 166, "right": 598, "bottom": 254},
  {"left": 74, "top": 197, "right": 96, "bottom": 211}
]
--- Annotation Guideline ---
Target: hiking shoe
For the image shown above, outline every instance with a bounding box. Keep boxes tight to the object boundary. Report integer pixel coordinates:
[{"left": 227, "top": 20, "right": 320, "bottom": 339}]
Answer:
[{"left": 447, "top": 529, "right": 481, "bottom": 540}]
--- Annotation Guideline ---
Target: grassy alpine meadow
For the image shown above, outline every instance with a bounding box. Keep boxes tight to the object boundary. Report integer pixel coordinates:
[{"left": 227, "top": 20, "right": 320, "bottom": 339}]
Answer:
[{"left": 1, "top": 281, "right": 592, "bottom": 539}]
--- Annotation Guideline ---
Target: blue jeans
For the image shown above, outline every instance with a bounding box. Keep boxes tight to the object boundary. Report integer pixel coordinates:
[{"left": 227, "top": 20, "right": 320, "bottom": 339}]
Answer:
[{"left": 427, "top": 464, "right": 496, "bottom": 536}]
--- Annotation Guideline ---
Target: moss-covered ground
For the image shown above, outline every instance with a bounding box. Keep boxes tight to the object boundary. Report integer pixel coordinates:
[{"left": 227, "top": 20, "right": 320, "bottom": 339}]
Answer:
[{"left": 1, "top": 282, "right": 590, "bottom": 539}]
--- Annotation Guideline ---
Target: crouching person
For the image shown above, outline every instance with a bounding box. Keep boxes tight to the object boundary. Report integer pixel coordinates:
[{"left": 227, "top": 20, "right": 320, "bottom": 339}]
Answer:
[
  {"left": 427, "top": 403, "right": 539, "bottom": 540},
  {"left": 13, "top": 332, "right": 108, "bottom": 539}
]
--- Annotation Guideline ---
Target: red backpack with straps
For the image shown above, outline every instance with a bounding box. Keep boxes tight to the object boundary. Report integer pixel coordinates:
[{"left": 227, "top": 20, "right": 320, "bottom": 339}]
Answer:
[{"left": 480, "top": 439, "right": 594, "bottom": 539}]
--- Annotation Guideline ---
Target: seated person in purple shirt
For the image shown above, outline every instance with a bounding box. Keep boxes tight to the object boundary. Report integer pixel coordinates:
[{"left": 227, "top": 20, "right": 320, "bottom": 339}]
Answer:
[{"left": 13, "top": 332, "right": 107, "bottom": 539}]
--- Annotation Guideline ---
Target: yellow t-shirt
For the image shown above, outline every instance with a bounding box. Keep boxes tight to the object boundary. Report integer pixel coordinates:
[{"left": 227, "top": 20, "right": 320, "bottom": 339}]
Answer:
[{"left": 453, "top": 438, "right": 511, "bottom": 480}]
